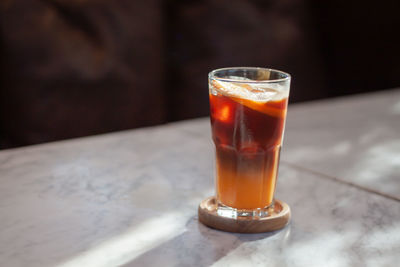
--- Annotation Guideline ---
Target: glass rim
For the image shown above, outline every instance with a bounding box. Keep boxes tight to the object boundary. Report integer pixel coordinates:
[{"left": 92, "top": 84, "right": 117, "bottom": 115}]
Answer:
[{"left": 208, "top": 67, "right": 291, "bottom": 84}]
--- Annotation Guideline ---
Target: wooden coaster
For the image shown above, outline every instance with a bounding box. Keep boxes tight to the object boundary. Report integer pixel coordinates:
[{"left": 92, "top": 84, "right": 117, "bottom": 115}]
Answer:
[{"left": 198, "top": 197, "right": 291, "bottom": 233}]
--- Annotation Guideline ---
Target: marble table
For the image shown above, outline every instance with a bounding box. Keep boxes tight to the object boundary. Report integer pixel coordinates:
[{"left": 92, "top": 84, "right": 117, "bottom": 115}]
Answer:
[{"left": 1, "top": 89, "right": 399, "bottom": 267}]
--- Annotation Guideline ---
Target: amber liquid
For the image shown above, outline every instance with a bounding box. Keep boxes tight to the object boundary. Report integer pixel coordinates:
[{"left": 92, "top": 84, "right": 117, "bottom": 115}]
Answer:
[{"left": 210, "top": 92, "right": 288, "bottom": 210}]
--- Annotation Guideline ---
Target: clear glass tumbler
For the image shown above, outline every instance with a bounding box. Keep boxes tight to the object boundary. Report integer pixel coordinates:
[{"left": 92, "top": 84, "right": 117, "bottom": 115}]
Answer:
[{"left": 209, "top": 67, "right": 291, "bottom": 218}]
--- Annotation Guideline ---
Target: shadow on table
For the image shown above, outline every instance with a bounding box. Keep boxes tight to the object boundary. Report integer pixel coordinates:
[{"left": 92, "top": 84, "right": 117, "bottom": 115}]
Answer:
[{"left": 122, "top": 215, "right": 291, "bottom": 267}]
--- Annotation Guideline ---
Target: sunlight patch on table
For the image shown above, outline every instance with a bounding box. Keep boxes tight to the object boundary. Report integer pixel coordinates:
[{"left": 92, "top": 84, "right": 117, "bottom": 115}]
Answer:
[
  {"left": 347, "top": 140, "right": 400, "bottom": 185},
  {"left": 391, "top": 100, "right": 400, "bottom": 115},
  {"left": 57, "top": 212, "right": 186, "bottom": 267}
]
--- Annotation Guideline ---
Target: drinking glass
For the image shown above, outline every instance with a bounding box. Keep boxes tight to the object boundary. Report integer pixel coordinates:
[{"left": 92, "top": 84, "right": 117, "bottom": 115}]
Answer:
[{"left": 209, "top": 67, "right": 291, "bottom": 218}]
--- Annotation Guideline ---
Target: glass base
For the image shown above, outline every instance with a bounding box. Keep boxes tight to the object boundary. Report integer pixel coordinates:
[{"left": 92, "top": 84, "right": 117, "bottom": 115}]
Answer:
[{"left": 216, "top": 200, "right": 275, "bottom": 219}]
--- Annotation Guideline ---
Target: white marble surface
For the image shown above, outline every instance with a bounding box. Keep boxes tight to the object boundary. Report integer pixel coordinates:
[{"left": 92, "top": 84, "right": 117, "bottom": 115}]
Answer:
[
  {"left": 1, "top": 90, "right": 400, "bottom": 267},
  {"left": 283, "top": 88, "right": 400, "bottom": 201}
]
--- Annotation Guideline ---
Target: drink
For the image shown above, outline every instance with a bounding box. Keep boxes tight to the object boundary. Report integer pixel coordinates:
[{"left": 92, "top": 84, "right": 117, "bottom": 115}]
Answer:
[{"left": 208, "top": 68, "right": 290, "bottom": 213}]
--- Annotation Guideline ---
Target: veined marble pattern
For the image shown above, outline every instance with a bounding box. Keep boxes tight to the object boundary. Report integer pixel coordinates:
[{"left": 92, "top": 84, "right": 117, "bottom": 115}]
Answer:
[
  {"left": 123, "top": 165, "right": 400, "bottom": 267},
  {"left": 282, "top": 89, "right": 400, "bottom": 200},
  {"left": 0, "top": 125, "right": 213, "bottom": 267},
  {"left": 0, "top": 90, "right": 400, "bottom": 267}
]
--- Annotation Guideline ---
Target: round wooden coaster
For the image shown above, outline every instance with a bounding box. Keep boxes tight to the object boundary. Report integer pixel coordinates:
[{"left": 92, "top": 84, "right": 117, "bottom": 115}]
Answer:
[{"left": 198, "top": 197, "right": 291, "bottom": 233}]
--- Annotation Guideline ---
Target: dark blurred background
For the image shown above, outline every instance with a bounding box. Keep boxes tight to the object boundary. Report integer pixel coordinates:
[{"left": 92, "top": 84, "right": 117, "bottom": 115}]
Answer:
[{"left": 1, "top": 0, "right": 400, "bottom": 149}]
